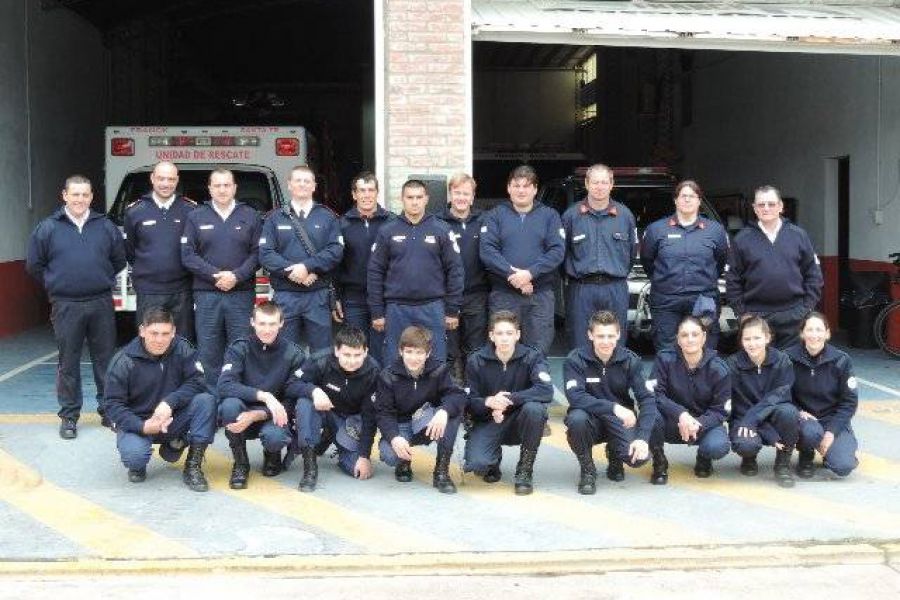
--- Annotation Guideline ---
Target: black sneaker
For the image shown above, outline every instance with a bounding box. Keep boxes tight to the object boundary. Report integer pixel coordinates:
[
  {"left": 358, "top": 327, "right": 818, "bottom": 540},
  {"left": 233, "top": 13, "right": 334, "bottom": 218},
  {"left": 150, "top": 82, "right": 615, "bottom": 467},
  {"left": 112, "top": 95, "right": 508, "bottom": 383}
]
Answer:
[
  {"left": 128, "top": 468, "right": 146, "bottom": 483},
  {"left": 59, "top": 418, "right": 77, "bottom": 440}
]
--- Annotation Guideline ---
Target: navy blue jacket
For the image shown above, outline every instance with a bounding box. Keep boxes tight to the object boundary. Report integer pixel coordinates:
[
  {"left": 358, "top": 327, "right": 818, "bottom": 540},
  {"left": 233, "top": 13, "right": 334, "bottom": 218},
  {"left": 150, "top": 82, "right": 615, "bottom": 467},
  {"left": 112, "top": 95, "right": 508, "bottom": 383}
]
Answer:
[
  {"left": 726, "top": 220, "right": 823, "bottom": 314},
  {"left": 563, "top": 346, "right": 657, "bottom": 442},
  {"left": 784, "top": 343, "right": 857, "bottom": 435},
  {"left": 26, "top": 209, "right": 126, "bottom": 301},
  {"left": 180, "top": 202, "right": 261, "bottom": 292},
  {"left": 437, "top": 208, "right": 489, "bottom": 294},
  {"left": 259, "top": 203, "right": 343, "bottom": 293},
  {"left": 101, "top": 336, "right": 206, "bottom": 435},
  {"left": 465, "top": 343, "right": 553, "bottom": 421},
  {"left": 651, "top": 348, "right": 730, "bottom": 432},
  {"left": 480, "top": 201, "right": 565, "bottom": 292},
  {"left": 292, "top": 353, "right": 380, "bottom": 458},
  {"left": 727, "top": 346, "right": 795, "bottom": 427},
  {"left": 561, "top": 200, "right": 637, "bottom": 280},
  {"left": 123, "top": 194, "right": 196, "bottom": 294},
  {"left": 367, "top": 213, "right": 464, "bottom": 319},
  {"left": 336, "top": 206, "right": 394, "bottom": 302},
  {"left": 375, "top": 357, "right": 467, "bottom": 441},
  {"left": 641, "top": 216, "right": 728, "bottom": 300},
  {"left": 217, "top": 334, "right": 306, "bottom": 413}
]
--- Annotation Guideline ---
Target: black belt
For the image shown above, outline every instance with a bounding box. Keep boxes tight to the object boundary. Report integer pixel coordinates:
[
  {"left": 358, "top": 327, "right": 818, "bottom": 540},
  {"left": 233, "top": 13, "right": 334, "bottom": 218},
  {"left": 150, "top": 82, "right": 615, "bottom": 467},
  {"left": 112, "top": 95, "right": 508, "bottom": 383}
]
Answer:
[{"left": 573, "top": 274, "right": 623, "bottom": 284}]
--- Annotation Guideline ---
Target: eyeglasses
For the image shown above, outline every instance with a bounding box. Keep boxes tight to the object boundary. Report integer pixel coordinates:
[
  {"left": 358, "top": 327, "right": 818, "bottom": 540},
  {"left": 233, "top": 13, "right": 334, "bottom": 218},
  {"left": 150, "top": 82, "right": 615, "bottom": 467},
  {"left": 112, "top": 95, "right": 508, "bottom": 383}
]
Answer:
[
  {"left": 677, "top": 194, "right": 699, "bottom": 200},
  {"left": 754, "top": 201, "right": 780, "bottom": 208}
]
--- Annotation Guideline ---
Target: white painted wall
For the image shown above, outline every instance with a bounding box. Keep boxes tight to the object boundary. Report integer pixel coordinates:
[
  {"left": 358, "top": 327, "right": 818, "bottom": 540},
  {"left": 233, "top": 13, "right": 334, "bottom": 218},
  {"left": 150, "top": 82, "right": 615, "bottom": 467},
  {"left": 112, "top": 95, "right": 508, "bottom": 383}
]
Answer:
[
  {"left": 0, "top": 1, "right": 107, "bottom": 263},
  {"left": 682, "top": 50, "right": 900, "bottom": 262},
  {"left": 473, "top": 70, "right": 579, "bottom": 151}
]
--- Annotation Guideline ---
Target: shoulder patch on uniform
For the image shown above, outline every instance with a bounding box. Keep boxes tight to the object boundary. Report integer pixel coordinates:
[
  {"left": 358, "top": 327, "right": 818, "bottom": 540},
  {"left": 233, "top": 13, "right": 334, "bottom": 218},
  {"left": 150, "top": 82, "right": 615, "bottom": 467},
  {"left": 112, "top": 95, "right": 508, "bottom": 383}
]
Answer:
[
  {"left": 480, "top": 225, "right": 487, "bottom": 233},
  {"left": 195, "top": 361, "right": 204, "bottom": 373},
  {"left": 181, "top": 236, "right": 188, "bottom": 244},
  {"left": 645, "top": 378, "right": 657, "bottom": 392},
  {"left": 847, "top": 376, "right": 857, "bottom": 390},
  {"left": 222, "top": 363, "right": 232, "bottom": 371},
  {"left": 259, "top": 237, "right": 267, "bottom": 245},
  {"left": 538, "top": 371, "right": 551, "bottom": 382},
  {"left": 464, "top": 387, "right": 470, "bottom": 394},
  {"left": 125, "top": 199, "right": 142, "bottom": 210},
  {"left": 294, "top": 368, "right": 304, "bottom": 378},
  {"left": 559, "top": 228, "right": 565, "bottom": 239},
  {"left": 182, "top": 197, "right": 197, "bottom": 205},
  {"left": 338, "top": 235, "right": 344, "bottom": 245},
  {"left": 565, "top": 379, "right": 577, "bottom": 390}
]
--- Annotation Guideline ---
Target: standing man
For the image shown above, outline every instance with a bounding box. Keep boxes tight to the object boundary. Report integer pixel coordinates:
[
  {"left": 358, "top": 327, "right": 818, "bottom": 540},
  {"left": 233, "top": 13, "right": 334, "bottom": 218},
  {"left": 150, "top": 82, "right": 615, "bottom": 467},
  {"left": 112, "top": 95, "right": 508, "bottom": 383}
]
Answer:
[
  {"left": 333, "top": 171, "right": 394, "bottom": 365},
  {"left": 27, "top": 174, "right": 126, "bottom": 440},
  {"left": 480, "top": 166, "right": 564, "bottom": 355},
  {"left": 726, "top": 185, "right": 823, "bottom": 349},
  {"left": 259, "top": 165, "right": 343, "bottom": 356},
  {"left": 217, "top": 301, "right": 302, "bottom": 489},
  {"left": 437, "top": 173, "right": 489, "bottom": 381},
  {"left": 123, "top": 161, "right": 196, "bottom": 341},
  {"left": 101, "top": 308, "right": 216, "bottom": 490},
  {"left": 181, "top": 169, "right": 261, "bottom": 386},
  {"left": 367, "top": 179, "right": 463, "bottom": 362},
  {"left": 463, "top": 311, "right": 552, "bottom": 495},
  {"left": 561, "top": 164, "right": 638, "bottom": 350}
]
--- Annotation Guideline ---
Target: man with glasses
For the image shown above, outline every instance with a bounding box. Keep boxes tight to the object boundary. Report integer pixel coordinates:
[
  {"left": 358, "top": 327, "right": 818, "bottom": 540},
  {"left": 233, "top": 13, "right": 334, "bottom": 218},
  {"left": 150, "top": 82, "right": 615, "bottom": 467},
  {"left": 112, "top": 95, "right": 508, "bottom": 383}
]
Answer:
[{"left": 726, "top": 185, "right": 823, "bottom": 349}]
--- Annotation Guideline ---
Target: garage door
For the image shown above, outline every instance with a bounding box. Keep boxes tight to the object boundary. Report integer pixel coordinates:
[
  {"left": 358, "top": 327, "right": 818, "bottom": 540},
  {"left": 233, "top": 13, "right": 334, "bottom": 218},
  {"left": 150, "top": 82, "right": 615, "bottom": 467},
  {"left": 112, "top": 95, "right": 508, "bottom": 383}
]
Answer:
[{"left": 472, "top": 1, "right": 900, "bottom": 55}]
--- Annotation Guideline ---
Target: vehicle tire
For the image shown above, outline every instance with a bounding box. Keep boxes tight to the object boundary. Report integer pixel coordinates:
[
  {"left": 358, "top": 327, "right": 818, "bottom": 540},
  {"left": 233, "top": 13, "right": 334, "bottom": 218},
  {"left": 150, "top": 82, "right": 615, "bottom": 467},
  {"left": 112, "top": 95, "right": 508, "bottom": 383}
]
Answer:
[{"left": 873, "top": 300, "right": 900, "bottom": 358}]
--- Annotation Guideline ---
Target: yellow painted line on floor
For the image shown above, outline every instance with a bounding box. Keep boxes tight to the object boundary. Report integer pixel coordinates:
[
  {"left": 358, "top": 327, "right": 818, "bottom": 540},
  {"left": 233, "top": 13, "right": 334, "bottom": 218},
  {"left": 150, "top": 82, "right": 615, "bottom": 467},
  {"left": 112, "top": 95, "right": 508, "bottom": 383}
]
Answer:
[
  {"left": 408, "top": 442, "right": 711, "bottom": 547},
  {"left": 857, "top": 401, "right": 900, "bottom": 427},
  {"left": 855, "top": 451, "right": 900, "bottom": 484},
  {"left": 0, "top": 542, "right": 888, "bottom": 577},
  {"left": 202, "top": 448, "right": 463, "bottom": 554},
  {"left": 0, "top": 449, "right": 195, "bottom": 559}
]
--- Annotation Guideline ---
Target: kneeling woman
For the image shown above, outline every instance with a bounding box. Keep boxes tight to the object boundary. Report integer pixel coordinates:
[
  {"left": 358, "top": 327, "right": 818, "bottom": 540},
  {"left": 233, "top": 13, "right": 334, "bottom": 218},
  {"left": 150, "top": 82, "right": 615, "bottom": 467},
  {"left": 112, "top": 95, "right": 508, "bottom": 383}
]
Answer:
[
  {"left": 784, "top": 312, "right": 859, "bottom": 478},
  {"left": 727, "top": 315, "right": 798, "bottom": 487},
  {"left": 652, "top": 316, "right": 731, "bottom": 479}
]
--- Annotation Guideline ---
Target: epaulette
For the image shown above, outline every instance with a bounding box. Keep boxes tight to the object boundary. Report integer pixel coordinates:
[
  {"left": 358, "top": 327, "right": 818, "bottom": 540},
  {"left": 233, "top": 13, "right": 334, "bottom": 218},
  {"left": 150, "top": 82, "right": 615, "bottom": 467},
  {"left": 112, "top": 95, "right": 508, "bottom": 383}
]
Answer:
[
  {"left": 182, "top": 196, "right": 197, "bottom": 206},
  {"left": 125, "top": 198, "right": 144, "bottom": 211}
]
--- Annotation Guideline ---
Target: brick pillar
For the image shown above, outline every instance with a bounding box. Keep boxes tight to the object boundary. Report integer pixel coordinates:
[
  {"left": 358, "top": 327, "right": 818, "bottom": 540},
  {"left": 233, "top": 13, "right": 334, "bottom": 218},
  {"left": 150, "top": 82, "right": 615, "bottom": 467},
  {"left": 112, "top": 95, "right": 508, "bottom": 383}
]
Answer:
[{"left": 381, "top": 0, "right": 471, "bottom": 210}]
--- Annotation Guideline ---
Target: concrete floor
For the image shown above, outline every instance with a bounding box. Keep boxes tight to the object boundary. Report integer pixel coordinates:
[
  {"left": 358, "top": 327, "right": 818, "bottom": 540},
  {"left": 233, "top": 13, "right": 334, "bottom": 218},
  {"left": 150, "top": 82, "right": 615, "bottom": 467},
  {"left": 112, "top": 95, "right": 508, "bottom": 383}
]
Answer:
[{"left": 1, "top": 326, "right": 899, "bottom": 568}]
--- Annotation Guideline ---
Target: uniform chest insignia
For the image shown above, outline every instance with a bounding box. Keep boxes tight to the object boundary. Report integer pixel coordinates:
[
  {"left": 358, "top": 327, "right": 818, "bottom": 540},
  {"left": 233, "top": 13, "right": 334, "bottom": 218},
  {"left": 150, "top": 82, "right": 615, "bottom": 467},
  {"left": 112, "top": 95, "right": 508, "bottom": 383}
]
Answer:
[
  {"left": 586, "top": 377, "right": 600, "bottom": 383},
  {"left": 142, "top": 220, "right": 156, "bottom": 226},
  {"left": 277, "top": 225, "right": 292, "bottom": 230},
  {"left": 199, "top": 224, "right": 214, "bottom": 230},
  {"left": 326, "top": 383, "right": 341, "bottom": 392},
  {"left": 424, "top": 235, "right": 436, "bottom": 244}
]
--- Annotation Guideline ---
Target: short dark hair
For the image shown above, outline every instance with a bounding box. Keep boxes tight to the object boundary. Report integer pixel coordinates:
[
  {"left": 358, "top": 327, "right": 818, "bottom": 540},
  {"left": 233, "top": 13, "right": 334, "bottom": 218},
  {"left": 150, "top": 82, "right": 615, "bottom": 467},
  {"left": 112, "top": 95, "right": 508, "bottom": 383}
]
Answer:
[
  {"left": 352, "top": 171, "right": 379, "bottom": 192},
  {"left": 402, "top": 179, "right": 428, "bottom": 196},
  {"left": 754, "top": 184, "right": 782, "bottom": 202},
  {"left": 507, "top": 165, "right": 538, "bottom": 187},
  {"left": 399, "top": 325, "right": 432, "bottom": 352},
  {"left": 209, "top": 168, "right": 235, "bottom": 184},
  {"left": 588, "top": 310, "right": 620, "bottom": 332},
  {"left": 141, "top": 308, "right": 175, "bottom": 327},
  {"left": 489, "top": 310, "right": 519, "bottom": 331},
  {"left": 253, "top": 301, "right": 283, "bottom": 320},
  {"left": 334, "top": 325, "right": 368, "bottom": 350},
  {"left": 64, "top": 174, "right": 92, "bottom": 192}
]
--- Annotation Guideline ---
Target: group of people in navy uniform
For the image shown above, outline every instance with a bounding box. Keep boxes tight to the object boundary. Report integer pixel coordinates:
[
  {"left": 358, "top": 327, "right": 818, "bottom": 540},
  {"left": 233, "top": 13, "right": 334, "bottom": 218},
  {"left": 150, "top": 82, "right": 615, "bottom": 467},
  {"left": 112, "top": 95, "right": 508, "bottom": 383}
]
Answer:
[{"left": 25, "top": 161, "right": 858, "bottom": 494}]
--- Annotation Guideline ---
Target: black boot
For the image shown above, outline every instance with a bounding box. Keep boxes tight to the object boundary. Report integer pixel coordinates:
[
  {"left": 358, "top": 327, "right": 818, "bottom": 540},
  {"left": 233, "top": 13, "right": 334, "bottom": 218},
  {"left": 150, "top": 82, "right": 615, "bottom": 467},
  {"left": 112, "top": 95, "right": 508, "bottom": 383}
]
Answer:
[
  {"left": 796, "top": 448, "right": 815, "bottom": 479},
  {"left": 298, "top": 447, "right": 318, "bottom": 492},
  {"left": 650, "top": 446, "right": 668, "bottom": 485},
  {"left": 694, "top": 454, "right": 713, "bottom": 478},
  {"left": 774, "top": 447, "right": 796, "bottom": 488},
  {"left": 605, "top": 445, "right": 624, "bottom": 482},
  {"left": 182, "top": 443, "right": 209, "bottom": 492},
  {"left": 395, "top": 459, "right": 413, "bottom": 482},
  {"left": 432, "top": 446, "right": 457, "bottom": 494},
  {"left": 314, "top": 428, "right": 335, "bottom": 456},
  {"left": 225, "top": 431, "right": 250, "bottom": 490},
  {"left": 262, "top": 450, "right": 283, "bottom": 477},
  {"left": 740, "top": 454, "right": 759, "bottom": 476},
  {"left": 514, "top": 447, "right": 538, "bottom": 495},
  {"left": 576, "top": 453, "right": 597, "bottom": 495},
  {"left": 128, "top": 468, "right": 146, "bottom": 483}
]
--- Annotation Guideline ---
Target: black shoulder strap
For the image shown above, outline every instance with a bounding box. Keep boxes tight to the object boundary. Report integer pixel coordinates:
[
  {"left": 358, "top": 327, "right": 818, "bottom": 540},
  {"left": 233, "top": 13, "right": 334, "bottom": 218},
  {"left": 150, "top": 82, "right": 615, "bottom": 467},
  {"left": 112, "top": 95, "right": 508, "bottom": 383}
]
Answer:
[{"left": 284, "top": 206, "right": 318, "bottom": 256}]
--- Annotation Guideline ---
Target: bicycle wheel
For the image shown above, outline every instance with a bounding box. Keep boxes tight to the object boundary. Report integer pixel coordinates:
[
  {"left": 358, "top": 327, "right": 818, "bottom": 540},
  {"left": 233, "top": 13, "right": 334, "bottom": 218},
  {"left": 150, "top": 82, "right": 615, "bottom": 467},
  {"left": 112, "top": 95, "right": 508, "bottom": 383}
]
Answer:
[{"left": 873, "top": 300, "right": 900, "bottom": 358}]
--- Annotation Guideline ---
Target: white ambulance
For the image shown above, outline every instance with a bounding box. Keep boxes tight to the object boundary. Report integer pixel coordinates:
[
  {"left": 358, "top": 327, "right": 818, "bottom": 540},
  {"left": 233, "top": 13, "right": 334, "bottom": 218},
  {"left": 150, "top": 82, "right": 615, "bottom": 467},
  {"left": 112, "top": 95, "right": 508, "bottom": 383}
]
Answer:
[{"left": 104, "top": 125, "right": 316, "bottom": 315}]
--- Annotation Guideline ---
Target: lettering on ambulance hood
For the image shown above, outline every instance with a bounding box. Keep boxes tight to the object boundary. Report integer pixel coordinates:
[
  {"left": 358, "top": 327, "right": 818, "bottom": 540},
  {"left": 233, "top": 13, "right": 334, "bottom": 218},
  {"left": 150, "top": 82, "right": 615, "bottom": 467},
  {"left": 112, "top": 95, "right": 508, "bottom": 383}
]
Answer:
[{"left": 153, "top": 149, "right": 254, "bottom": 161}]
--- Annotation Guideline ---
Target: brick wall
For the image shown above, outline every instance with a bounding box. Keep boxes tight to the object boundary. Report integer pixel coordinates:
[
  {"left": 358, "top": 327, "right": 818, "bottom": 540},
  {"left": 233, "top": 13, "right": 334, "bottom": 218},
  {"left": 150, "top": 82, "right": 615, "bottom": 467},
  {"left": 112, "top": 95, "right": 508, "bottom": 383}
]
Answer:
[{"left": 382, "top": 0, "right": 470, "bottom": 209}]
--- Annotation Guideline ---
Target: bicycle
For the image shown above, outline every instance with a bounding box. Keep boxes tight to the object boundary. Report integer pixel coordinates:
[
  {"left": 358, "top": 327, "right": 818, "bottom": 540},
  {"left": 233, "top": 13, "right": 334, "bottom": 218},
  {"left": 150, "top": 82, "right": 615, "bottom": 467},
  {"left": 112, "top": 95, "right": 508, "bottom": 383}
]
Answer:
[{"left": 873, "top": 252, "right": 900, "bottom": 357}]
